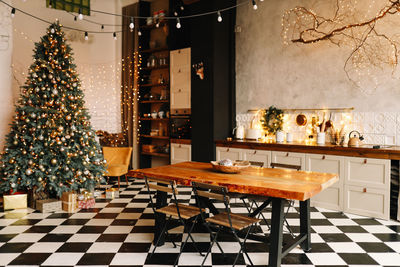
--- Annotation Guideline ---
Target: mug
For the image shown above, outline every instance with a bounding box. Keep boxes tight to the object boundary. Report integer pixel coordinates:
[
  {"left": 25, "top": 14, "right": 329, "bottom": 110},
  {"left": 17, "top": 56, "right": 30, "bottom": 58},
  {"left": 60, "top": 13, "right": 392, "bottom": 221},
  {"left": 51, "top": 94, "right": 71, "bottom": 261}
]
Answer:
[{"left": 158, "top": 111, "right": 165, "bottom": 118}]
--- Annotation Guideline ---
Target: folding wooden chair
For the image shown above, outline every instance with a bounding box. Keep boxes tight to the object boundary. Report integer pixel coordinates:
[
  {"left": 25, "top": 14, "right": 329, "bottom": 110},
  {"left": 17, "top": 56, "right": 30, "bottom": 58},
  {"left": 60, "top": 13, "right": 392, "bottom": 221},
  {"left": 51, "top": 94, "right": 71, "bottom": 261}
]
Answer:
[
  {"left": 144, "top": 176, "right": 203, "bottom": 267},
  {"left": 192, "top": 181, "right": 261, "bottom": 267}
]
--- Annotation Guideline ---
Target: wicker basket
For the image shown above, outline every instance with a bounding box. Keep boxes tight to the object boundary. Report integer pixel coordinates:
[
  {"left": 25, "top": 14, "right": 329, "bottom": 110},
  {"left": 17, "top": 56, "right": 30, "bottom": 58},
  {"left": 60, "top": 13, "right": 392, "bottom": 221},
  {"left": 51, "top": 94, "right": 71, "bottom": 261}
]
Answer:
[{"left": 211, "top": 160, "right": 251, "bottom": 174}]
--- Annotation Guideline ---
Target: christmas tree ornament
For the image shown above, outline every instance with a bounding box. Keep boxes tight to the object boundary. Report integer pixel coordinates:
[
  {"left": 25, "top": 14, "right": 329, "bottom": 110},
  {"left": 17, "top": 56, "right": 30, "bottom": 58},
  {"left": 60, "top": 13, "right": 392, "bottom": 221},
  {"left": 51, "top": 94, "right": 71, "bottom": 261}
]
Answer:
[{"left": 0, "top": 22, "right": 106, "bottom": 197}]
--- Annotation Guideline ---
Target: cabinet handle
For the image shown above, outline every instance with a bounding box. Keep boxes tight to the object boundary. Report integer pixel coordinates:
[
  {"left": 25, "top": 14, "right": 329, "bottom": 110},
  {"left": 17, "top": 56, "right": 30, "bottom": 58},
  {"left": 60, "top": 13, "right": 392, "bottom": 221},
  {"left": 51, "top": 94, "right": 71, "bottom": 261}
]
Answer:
[
  {"left": 178, "top": 89, "right": 182, "bottom": 92},
  {"left": 253, "top": 150, "right": 257, "bottom": 154},
  {"left": 178, "top": 69, "right": 181, "bottom": 73},
  {"left": 363, "top": 159, "right": 367, "bottom": 164},
  {"left": 286, "top": 152, "right": 289, "bottom": 157},
  {"left": 322, "top": 155, "right": 326, "bottom": 160},
  {"left": 179, "top": 144, "right": 181, "bottom": 148},
  {"left": 363, "top": 188, "right": 367, "bottom": 193},
  {"left": 227, "top": 148, "right": 230, "bottom": 152}
]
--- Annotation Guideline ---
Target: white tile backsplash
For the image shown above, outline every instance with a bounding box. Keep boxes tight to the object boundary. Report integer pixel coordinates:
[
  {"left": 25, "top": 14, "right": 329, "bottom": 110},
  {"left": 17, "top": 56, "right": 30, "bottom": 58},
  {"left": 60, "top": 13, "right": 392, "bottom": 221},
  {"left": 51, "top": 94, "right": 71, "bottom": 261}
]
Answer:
[{"left": 236, "top": 111, "right": 400, "bottom": 145}]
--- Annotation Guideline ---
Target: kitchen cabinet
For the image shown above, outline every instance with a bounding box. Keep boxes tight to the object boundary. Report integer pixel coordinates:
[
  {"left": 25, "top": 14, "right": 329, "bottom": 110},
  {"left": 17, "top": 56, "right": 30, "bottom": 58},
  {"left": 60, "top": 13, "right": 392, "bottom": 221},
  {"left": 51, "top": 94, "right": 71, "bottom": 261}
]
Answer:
[
  {"left": 344, "top": 157, "right": 390, "bottom": 220},
  {"left": 171, "top": 143, "right": 191, "bottom": 164},
  {"left": 242, "top": 149, "right": 271, "bottom": 168},
  {"left": 215, "top": 145, "right": 392, "bottom": 220},
  {"left": 271, "top": 151, "right": 306, "bottom": 170},
  {"left": 216, "top": 147, "right": 242, "bottom": 161},
  {"left": 306, "top": 154, "right": 344, "bottom": 211},
  {"left": 170, "top": 48, "right": 191, "bottom": 112}
]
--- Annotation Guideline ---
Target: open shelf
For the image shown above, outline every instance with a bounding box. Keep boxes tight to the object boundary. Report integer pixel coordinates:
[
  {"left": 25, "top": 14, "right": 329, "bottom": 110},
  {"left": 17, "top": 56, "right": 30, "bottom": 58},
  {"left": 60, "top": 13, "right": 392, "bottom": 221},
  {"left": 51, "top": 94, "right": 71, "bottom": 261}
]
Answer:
[
  {"left": 140, "top": 99, "right": 169, "bottom": 104},
  {"left": 141, "top": 151, "right": 170, "bottom": 158},
  {"left": 141, "top": 65, "right": 169, "bottom": 71},
  {"left": 139, "top": 83, "right": 169, "bottom": 88},
  {"left": 140, "top": 47, "right": 169, "bottom": 54},
  {"left": 141, "top": 135, "right": 169, "bottom": 139},
  {"left": 141, "top": 117, "right": 169, "bottom": 121}
]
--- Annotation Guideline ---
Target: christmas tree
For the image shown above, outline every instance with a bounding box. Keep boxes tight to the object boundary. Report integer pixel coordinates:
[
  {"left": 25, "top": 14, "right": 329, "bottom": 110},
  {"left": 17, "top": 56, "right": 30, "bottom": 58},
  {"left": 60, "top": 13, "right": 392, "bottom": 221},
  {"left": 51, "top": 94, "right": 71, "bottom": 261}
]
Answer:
[{"left": 0, "top": 22, "right": 106, "bottom": 197}]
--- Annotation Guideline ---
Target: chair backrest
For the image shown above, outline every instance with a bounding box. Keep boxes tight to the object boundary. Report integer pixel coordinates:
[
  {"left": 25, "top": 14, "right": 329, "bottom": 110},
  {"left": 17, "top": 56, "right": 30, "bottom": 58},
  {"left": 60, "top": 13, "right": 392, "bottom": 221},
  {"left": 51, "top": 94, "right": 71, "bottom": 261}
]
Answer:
[
  {"left": 192, "top": 181, "right": 234, "bottom": 229},
  {"left": 102, "top": 147, "right": 132, "bottom": 165},
  {"left": 144, "top": 176, "right": 183, "bottom": 220},
  {"left": 249, "top": 161, "right": 264, "bottom": 167},
  {"left": 270, "top": 162, "right": 301, "bottom": 171}
]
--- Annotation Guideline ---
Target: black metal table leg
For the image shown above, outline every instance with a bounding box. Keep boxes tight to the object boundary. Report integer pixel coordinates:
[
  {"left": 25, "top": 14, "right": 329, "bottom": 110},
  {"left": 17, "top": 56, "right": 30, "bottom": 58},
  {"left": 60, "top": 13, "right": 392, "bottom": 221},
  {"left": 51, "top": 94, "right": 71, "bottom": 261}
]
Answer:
[
  {"left": 154, "top": 190, "right": 167, "bottom": 246},
  {"left": 300, "top": 199, "right": 311, "bottom": 251},
  {"left": 268, "top": 197, "right": 285, "bottom": 267}
]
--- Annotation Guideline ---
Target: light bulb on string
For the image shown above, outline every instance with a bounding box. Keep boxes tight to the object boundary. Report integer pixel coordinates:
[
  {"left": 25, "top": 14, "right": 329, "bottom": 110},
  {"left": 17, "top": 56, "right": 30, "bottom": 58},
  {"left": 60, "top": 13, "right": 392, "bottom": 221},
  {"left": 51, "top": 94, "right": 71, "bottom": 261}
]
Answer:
[
  {"left": 49, "top": 0, "right": 52, "bottom": 8},
  {"left": 74, "top": 16, "right": 77, "bottom": 21},
  {"left": 176, "top": 18, "right": 181, "bottom": 29},
  {"left": 217, "top": 11, "right": 222, "bottom": 22},
  {"left": 129, "top": 17, "right": 134, "bottom": 32},
  {"left": 84, "top": 31, "right": 88, "bottom": 41},
  {"left": 78, "top": 8, "right": 83, "bottom": 20},
  {"left": 174, "top": 10, "right": 178, "bottom": 16},
  {"left": 180, "top": 5, "right": 184, "bottom": 10},
  {"left": 11, "top": 8, "right": 16, "bottom": 18},
  {"left": 138, "top": 30, "right": 142, "bottom": 36},
  {"left": 252, "top": 0, "right": 258, "bottom": 10},
  {"left": 113, "top": 32, "right": 117, "bottom": 40},
  {"left": 101, "top": 25, "right": 104, "bottom": 30}
]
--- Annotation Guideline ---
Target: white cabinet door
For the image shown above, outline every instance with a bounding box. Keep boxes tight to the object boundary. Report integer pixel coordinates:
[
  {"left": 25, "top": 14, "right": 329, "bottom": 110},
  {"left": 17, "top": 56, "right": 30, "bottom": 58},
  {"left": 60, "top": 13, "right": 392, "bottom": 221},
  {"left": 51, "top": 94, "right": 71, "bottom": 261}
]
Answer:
[
  {"left": 170, "top": 48, "right": 191, "bottom": 111},
  {"left": 242, "top": 149, "right": 271, "bottom": 168},
  {"left": 344, "top": 184, "right": 389, "bottom": 220},
  {"left": 216, "top": 147, "right": 242, "bottom": 161},
  {"left": 271, "top": 151, "right": 306, "bottom": 170},
  {"left": 171, "top": 143, "right": 191, "bottom": 164},
  {"left": 306, "top": 154, "right": 344, "bottom": 211},
  {"left": 345, "top": 157, "right": 390, "bottom": 189}
]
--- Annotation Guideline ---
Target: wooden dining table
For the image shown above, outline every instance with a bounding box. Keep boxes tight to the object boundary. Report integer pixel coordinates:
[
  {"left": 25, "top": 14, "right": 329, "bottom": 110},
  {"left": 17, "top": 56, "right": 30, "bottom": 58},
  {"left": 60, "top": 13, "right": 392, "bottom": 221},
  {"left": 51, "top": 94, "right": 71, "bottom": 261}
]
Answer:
[{"left": 129, "top": 161, "right": 338, "bottom": 267}]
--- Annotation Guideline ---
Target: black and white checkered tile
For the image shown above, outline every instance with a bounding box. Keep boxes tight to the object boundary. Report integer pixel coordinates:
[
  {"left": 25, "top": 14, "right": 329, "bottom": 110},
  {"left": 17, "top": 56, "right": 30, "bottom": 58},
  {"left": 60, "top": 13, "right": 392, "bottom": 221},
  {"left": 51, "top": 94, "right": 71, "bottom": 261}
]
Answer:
[{"left": 0, "top": 177, "right": 400, "bottom": 266}]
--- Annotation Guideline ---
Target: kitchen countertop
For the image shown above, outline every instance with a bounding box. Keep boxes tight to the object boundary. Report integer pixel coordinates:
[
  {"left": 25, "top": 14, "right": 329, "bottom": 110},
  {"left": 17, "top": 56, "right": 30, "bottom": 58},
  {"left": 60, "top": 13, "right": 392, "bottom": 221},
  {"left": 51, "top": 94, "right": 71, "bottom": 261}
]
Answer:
[
  {"left": 170, "top": 138, "right": 191, "bottom": 144},
  {"left": 215, "top": 139, "right": 400, "bottom": 160}
]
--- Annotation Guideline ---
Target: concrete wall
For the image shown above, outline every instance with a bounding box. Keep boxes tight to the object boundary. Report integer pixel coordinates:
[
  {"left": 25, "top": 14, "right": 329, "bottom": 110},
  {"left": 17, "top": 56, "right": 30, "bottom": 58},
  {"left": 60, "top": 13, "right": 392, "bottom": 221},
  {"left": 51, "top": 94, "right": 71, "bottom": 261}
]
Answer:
[{"left": 235, "top": 0, "right": 400, "bottom": 114}]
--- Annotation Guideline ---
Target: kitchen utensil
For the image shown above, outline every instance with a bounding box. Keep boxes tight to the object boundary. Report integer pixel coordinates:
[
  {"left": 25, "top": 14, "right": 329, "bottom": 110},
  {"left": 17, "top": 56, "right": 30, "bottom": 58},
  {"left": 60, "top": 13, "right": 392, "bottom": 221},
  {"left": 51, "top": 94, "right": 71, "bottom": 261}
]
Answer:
[
  {"left": 276, "top": 130, "right": 285, "bottom": 143},
  {"left": 233, "top": 125, "right": 245, "bottom": 139},
  {"left": 296, "top": 114, "right": 307, "bottom": 126},
  {"left": 348, "top": 130, "right": 364, "bottom": 147},
  {"left": 325, "top": 112, "right": 332, "bottom": 129},
  {"left": 246, "top": 128, "right": 262, "bottom": 140},
  {"left": 211, "top": 160, "right": 251, "bottom": 174}
]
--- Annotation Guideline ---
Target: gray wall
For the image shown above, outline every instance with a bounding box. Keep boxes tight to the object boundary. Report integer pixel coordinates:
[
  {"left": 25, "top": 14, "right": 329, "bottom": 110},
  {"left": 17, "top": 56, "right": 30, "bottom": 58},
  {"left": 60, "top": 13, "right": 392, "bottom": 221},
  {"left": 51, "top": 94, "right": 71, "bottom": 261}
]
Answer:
[{"left": 235, "top": 0, "right": 400, "bottom": 114}]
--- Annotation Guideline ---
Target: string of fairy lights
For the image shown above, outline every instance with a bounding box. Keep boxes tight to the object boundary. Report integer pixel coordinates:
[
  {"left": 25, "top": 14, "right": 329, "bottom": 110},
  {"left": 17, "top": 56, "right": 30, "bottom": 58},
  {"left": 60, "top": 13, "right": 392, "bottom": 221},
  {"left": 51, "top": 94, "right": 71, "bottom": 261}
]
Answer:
[{"left": 0, "top": 0, "right": 263, "bottom": 40}]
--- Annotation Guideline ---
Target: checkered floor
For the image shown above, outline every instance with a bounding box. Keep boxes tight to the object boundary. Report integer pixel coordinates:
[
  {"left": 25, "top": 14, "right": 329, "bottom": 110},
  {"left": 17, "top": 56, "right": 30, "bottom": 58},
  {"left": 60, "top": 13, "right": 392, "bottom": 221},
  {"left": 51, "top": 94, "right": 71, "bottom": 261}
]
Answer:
[{"left": 0, "top": 177, "right": 400, "bottom": 266}]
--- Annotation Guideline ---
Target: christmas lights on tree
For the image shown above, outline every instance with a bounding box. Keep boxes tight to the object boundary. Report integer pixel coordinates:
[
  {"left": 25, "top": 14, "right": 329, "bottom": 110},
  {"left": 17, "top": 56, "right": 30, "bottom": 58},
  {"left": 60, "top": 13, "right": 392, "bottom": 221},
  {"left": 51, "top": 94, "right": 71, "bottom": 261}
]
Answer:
[{"left": 0, "top": 22, "right": 106, "bottom": 196}]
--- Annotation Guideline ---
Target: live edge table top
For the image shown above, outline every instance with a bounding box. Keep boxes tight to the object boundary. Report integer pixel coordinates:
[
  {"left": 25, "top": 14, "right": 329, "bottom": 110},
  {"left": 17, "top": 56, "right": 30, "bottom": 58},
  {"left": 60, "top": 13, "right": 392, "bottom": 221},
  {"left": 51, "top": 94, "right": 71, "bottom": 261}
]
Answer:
[{"left": 128, "top": 161, "right": 338, "bottom": 201}]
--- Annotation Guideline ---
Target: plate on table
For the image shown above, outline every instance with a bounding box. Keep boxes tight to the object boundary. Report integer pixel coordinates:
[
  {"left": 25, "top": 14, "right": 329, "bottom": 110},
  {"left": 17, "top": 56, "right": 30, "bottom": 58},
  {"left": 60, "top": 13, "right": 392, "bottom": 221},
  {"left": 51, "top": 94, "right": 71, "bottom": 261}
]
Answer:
[{"left": 211, "top": 160, "right": 251, "bottom": 174}]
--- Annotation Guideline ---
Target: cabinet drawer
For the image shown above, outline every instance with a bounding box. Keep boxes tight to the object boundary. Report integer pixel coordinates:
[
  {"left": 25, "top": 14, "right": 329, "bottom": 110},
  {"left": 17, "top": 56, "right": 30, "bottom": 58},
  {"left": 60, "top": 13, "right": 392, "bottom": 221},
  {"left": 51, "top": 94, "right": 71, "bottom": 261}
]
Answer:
[
  {"left": 171, "top": 89, "right": 190, "bottom": 109},
  {"left": 171, "top": 143, "right": 191, "bottom": 164},
  {"left": 216, "top": 147, "right": 242, "bottom": 161},
  {"left": 242, "top": 149, "right": 271, "bottom": 168},
  {"left": 170, "top": 48, "right": 190, "bottom": 67},
  {"left": 345, "top": 157, "right": 390, "bottom": 189},
  {"left": 271, "top": 151, "right": 305, "bottom": 170},
  {"left": 311, "top": 186, "right": 342, "bottom": 211},
  {"left": 344, "top": 185, "right": 389, "bottom": 220}
]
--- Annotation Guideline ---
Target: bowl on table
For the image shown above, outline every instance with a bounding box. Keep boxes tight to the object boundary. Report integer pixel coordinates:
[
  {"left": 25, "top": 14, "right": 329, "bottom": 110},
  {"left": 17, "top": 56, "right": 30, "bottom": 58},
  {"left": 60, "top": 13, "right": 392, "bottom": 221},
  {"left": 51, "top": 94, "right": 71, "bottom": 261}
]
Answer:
[{"left": 211, "top": 159, "right": 251, "bottom": 174}]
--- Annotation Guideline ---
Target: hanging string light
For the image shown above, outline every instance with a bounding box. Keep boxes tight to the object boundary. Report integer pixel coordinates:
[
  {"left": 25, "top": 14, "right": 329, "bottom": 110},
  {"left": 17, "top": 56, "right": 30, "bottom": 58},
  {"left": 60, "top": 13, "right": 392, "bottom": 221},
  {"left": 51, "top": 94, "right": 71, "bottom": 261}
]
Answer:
[
  {"left": 129, "top": 17, "right": 134, "bottom": 32},
  {"left": 78, "top": 8, "right": 83, "bottom": 20},
  {"left": 101, "top": 25, "right": 104, "bottom": 30},
  {"left": 113, "top": 32, "right": 117, "bottom": 40},
  {"left": 252, "top": 0, "right": 258, "bottom": 10},
  {"left": 11, "top": 7, "right": 15, "bottom": 18},
  {"left": 176, "top": 18, "right": 181, "bottom": 29},
  {"left": 84, "top": 31, "right": 88, "bottom": 40},
  {"left": 138, "top": 30, "right": 142, "bottom": 36},
  {"left": 217, "top": 11, "right": 222, "bottom": 22}
]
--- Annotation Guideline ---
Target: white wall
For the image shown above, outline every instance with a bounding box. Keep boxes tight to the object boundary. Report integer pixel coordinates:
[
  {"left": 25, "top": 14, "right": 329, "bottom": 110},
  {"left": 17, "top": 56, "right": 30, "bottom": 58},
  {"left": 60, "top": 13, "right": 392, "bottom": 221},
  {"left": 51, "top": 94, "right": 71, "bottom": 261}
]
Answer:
[
  {"left": 236, "top": 0, "right": 400, "bottom": 114},
  {"left": 11, "top": 0, "right": 127, "bottom": 133},
  {"left": 0, "top": 4, "right": 13, "bottom": 148}
]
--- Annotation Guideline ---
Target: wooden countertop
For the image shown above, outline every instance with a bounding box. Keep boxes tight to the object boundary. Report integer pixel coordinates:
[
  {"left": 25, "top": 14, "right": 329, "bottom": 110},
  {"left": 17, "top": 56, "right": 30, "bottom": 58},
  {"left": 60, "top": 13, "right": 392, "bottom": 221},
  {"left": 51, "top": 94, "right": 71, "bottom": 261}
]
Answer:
[
  {"left": 216, "top": 139, "right": 400, "bottom": 160},
  {"left": 129, "top": 161, "right": 339, "bottom": 201},
  {"left": 170, "top": 139, "right": 191, "bottom": 144}
]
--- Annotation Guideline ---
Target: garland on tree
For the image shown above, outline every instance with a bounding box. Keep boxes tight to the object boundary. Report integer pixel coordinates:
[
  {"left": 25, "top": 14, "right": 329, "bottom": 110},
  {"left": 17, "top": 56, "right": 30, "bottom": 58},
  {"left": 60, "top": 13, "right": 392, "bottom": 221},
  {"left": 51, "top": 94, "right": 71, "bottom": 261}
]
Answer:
[
  {"left": 261, "top": 106, "right": 284, "bottom": 134},
  {"left": 0, "top": 21, "right": 106, "bottom": 196}
]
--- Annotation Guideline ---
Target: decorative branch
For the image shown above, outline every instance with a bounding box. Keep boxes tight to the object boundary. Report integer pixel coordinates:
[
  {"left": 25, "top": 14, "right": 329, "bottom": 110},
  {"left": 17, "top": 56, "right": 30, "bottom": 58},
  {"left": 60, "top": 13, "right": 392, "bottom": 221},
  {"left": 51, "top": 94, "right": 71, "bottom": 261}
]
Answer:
[{"left": 282, "top": 0, "right": 400, "bottom": 92}]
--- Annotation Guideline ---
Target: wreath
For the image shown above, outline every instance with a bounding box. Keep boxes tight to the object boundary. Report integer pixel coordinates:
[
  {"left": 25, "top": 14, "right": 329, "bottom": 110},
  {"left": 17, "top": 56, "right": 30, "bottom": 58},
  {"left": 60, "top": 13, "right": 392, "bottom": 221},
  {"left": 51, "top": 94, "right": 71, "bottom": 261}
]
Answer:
[{"left": 261, "top": 106, "right": 284, "bottom": 134}]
